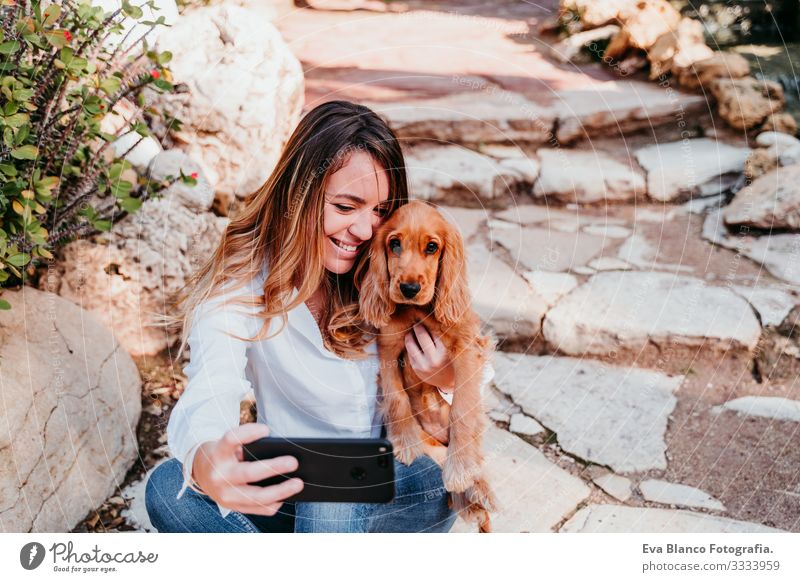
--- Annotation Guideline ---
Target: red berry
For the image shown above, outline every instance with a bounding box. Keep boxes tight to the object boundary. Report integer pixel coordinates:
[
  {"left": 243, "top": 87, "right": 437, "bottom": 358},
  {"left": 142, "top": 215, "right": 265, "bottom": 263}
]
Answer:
[
  {"left": 150, "top": 70, "right": 160, "bottom": 79},
  {"left": 64, "top": 30, "right": 73, "bottom": 41},
  {"left": 190, "top": 172, "right": 198, "bottom": 180}
]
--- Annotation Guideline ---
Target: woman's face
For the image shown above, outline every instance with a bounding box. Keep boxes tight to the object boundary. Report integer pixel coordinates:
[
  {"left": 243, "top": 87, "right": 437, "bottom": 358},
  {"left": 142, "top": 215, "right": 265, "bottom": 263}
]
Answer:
[{"left": 322, "top": 151, "right": 391, "bottom": 274}]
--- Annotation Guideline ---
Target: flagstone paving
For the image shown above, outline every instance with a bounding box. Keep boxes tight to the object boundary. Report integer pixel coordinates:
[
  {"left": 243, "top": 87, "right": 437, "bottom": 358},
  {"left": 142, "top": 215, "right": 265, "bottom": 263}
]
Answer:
[
  {"left": 116, "top": 0, "right": 800, "bottom": 534},
  {"left": 266, "top": 0, "right": 800, "bottom": 534}
]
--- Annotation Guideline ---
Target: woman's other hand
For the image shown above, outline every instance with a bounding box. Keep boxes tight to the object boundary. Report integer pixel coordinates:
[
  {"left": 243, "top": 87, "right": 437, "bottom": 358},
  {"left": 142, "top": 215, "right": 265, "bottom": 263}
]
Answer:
[
  {"left": 404, "top": 323, "right": 454, "bottom": 391},
  {"left": 191, "top": 423, "right": 304, "bottom": 516}
]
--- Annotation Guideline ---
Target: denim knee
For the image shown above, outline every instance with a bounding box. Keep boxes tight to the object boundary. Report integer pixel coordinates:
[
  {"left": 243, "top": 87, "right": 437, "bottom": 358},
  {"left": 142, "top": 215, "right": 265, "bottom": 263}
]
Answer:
[{"left": 144, "top": 458, "right": 259, "bottom": 533}]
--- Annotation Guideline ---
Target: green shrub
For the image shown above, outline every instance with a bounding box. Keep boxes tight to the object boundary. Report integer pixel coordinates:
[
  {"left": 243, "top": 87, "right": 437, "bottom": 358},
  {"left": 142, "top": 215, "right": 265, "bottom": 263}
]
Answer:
[{"left": 0, "top": 0, "right": 187, "bottom": 308}]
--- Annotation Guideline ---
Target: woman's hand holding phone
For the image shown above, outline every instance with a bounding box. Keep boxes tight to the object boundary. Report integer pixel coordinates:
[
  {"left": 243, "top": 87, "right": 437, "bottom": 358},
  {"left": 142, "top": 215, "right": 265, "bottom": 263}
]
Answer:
[{"left": 191, "top": 423, "right": 304, "bottom": 516}]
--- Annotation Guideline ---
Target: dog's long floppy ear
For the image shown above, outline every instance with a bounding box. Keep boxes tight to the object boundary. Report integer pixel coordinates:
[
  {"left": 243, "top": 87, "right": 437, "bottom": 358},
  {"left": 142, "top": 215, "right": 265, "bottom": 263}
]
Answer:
[
  {"left": 434, "top": 222, "right": 471, "bottom": 328},
  {"left": 357, "top": 226, "right": 394, "bottom": 328}
]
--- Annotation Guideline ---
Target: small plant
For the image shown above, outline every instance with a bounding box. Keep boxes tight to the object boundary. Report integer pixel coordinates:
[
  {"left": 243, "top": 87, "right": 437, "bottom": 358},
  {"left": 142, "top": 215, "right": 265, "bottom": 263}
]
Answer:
[{"left": 0, "top": 0, "right": 180, "bottom": 307}]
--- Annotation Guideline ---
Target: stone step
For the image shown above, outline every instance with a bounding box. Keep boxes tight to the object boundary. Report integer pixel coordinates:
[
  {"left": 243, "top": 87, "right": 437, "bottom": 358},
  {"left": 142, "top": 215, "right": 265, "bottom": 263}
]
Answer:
[
  {"left": 367, "top": 81, "right": 706, "bottom": 147},
  {"left": 450, "top": 424, "right": 590, "bottom": 533},
  {"left": 560, "top": 504, "right": 785, "bottom": 533},
  {"left": 405, "top": 137, "right": 751, "bottom": 209},
  {"left": 542, "top": 270, "right": 762, "bottom": 370},
  {"left": 492, "top": 352, "right": 682, "bottom": 474}
]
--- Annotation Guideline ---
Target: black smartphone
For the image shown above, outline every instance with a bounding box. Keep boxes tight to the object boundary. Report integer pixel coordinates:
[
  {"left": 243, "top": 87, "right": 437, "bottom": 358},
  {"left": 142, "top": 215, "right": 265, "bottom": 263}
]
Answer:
[{"left": 242, "top": 437, "right": 396, "bottom": 503}]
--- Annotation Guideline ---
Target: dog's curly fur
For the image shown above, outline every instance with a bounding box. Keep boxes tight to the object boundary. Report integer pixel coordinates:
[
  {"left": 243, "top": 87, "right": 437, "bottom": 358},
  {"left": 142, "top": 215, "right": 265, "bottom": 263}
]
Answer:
[{"left": 357, "top": 200, "right": 498, "bottom": 532}]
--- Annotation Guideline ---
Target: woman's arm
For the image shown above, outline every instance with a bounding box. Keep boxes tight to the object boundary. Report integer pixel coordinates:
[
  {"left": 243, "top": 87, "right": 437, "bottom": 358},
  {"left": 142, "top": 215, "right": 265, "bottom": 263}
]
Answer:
[{"left": 167, "top": 275, "right": 301, "bottom": 517}]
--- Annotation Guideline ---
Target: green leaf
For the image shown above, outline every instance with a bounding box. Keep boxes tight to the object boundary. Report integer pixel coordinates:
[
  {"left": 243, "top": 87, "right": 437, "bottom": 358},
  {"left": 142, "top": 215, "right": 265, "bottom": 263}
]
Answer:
[
  {"left": 120, "top": 197, "right": 142, "bottom": 213},
  {"left": 0, "top": 163, "right": 17, "bottom": 177},
  {"left": 0, "top": 41, "right": 20, "bottom": 54},
  {"left": 44, "top": 30, "right": 66, "bottom": 49},
  {"left": 110, "top": 180, "right": 133, "bottom": 198},
  {"left": 7, "top": 253, "right": 30, "bottom": 267},
  {"left": 0, "top": 299, "right": 10, "bottom": 310},
  {"left": 132, "top": 121, "right": 150, "bottom": 137},
  {"left": 10, "top": 145, "right": 38, "bottom": 160},
  {"left": 152, "top": 78, "right": 173, "bottom": 92},
  {"left": 4, "top": 100, "right": 19, "bottom": 115},
  {"left": 94, "top": 220, "right": 112, "bottom": 232},
  {"left": 157, "top": 51, "right": 172, "bottom": 65},
  {"left": 12, "top": 88, "right": 34, "bottom": 102},
  {"left": 99, "top": 76, "right": 121, "bottom": 96},
  {"left": 3, "top": 112, "right": 29, "bottom": 128},
  {"left": 43, "top": 4, "right": 62, "bottom": 27},
  {"left": 122, "top": 1, "right": 144, "bottom": 19},
  {"left": 14, "top": 123, "right": 29, "bottom": 145}
]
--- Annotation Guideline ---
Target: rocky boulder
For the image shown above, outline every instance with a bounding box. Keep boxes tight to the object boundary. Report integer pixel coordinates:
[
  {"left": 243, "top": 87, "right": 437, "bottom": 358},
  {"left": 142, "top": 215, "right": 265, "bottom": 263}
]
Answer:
[
  {"left": 634, "top": 138, "right": 750, "bottom": 202},
  {"left": 711, "top": 77, "right": 785, "bottom": 131},
  {"left": 42, "top": 153, "right": 228, "bottom": 357},
  {"left": 150, "top": 3, "right": 304, "bottom": 208},
  {"left": 0, "top": 288, "right": 141, "bottom": 532},
  {"left": 543, "top": 270, "right": 762, "bottom": 361},
  {"left": 724, "top": 163, "right": 800, "bottom": 230}
]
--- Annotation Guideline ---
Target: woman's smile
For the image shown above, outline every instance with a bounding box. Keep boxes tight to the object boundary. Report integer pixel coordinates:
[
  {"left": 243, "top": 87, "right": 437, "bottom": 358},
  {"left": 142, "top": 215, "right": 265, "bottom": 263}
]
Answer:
[{"left": 329, "top": 236, "right": 363, "bottom": 257}]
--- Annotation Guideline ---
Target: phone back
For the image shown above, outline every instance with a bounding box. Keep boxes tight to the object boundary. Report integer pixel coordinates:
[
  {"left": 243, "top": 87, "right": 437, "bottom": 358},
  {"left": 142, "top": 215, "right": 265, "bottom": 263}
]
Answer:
[{"left": 242, "top": 437, "right": 396, "bottom": 503}]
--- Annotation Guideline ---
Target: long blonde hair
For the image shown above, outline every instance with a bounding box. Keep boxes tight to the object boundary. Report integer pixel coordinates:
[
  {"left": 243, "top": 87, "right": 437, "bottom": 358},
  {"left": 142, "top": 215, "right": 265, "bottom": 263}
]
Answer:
[{"left": 167, "top": 101, "right": 409, "bottom": 359}]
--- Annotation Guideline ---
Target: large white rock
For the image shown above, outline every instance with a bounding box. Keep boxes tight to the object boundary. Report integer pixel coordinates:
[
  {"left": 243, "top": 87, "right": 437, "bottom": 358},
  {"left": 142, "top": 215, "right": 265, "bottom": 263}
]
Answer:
[
  {"left": 730, "top": 286, "right": 798, "bottom": 327},
  {"left": 44, "top": 198, "right": 228, "bottom": 357},
  {"left": 367, "top": 91, "right": 558, "bottom": 145},
  {"left": 635, "top": 138, "right": 750, "bottom": 202},
  {"left": 712, "top": 396, "right": 800, "bottom": 423},
  {"left": 533, "top": 149, "right": 645, "bottom": 203},
  {"left": 467, "top": 243, "right": 548, "bottom": 343},
  {"left": 0, "top": 288, "right": 141, "bottom": 532},
  {"left": 556, "top": 81, "right": 707, "bottom": 144},
  {"left": 450, "top": 425, "right": 590, "bottom": 532},
  {"left": 755, "top": 131, "right": 800, "bottom": 150},
  {"left": 543, "top": 271, "right": 762, "bottom": 357},
  {"left": 147, "top": 150, "right": 215, "bottom": 212},
  {"left": 438, "top": 206, "right": 489, "bottom": 242},
  {"left": 639, "top": 479, "right": 726, "bottom": 512},
  {"left": 703, "top": 207, "right": 800, "bottom": 286},
  {"left": 492, "top": 352, "right": 682, "bottom": 473},
  {"left": 589, "top": 470, "right": 633, "bottom": 502},
  {"left": 561, "top": 504, "right": 784, "bottom": 532},
  {"left": 405, "top": 145, "right": 538, "bottom": 206},
  {"left": 151, "top": 3, "right": 304, "bottom": 201},
  {"left": 616, "top": 233, "right": 695, "bottom": 273},
  {"left": 723, "top": 163, "right": 800, "bottom": 230},
  {"left": 520, "top": 270, "right": 579, "bottom": 308},
  {"left": 489, "top": 220, "right": 609, "bottom": 272}
]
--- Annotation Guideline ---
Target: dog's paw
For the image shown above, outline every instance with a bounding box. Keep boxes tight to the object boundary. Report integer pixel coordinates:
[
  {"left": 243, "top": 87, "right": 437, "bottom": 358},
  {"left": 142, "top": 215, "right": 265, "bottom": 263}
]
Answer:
[
  {"left": 390, "top": 429, "right": 424, "bottom": 466},
  {"left": 466, "top": 477, "right": 499, "bottom": 514},
  {"left": 442, "top": 452, "right": 482, "bottom": 493}
]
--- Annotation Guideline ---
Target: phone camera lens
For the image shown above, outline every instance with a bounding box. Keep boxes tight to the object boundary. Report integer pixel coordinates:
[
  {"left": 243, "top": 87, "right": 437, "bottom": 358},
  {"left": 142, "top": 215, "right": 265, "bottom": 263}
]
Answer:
[
  {"left": 377, "top": 456, "right": 388, "bottom": 468},
  {"left": 351, "top": 467, "right": 367, "bottom": 481}
]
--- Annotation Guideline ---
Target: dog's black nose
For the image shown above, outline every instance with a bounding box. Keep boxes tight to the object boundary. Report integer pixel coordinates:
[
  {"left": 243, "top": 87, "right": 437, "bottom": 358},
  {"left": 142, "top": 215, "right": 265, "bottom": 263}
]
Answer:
[{"left": 399, "top": 282, "right": 421, "bottom": 299}]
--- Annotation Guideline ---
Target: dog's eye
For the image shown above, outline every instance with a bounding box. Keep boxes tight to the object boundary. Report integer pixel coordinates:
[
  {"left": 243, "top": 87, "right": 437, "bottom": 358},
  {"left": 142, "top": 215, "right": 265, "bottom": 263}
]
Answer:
[
  {"left": 388, "top": 239, "right": 401, "bottom": 255},
  {"left": 425, "top": 242, "right": 439, "bottom": 255}
]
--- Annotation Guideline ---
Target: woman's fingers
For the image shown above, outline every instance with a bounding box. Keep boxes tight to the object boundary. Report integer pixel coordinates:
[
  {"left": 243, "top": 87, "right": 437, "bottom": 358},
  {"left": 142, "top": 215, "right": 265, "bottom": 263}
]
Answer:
[
  {"left": 219, "top": 423, "right": 271, "bottom": 459},
  {"left": 412, "top": 323, "right": 437, "bottom": 354},
  {"left": 229, "top": 455, "right": 299, "bottom": 485},
  {"left": 223, "top": 478, "right": 304, "bottom": 510},
  {"left": 405, "top": 331, "right": 425, "bottom": 367}
]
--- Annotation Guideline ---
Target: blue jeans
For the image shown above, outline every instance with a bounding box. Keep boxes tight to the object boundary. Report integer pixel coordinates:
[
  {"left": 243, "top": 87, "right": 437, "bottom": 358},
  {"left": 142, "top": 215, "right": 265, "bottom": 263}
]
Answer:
[{"left": 145, "top": 456, "right": 457, "bottom": 533}]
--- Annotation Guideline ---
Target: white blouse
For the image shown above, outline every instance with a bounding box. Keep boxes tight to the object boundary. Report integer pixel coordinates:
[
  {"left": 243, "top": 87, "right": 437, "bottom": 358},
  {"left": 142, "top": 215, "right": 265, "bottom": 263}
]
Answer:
[{"left": 166, "top": 264, "right": 495, "bottom": 517}]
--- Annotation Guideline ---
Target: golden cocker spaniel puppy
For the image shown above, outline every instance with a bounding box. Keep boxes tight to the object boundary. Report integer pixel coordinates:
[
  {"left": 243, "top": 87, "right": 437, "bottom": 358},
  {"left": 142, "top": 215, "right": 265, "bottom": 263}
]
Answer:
[{"left": 357, "top": 200, "right": 498, "bottom": 532}]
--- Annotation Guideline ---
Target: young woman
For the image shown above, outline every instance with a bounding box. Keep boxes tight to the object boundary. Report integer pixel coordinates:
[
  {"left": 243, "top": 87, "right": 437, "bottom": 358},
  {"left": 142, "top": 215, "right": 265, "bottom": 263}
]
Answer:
[{"left": 144, "top": 100, "right": 493, "bottom": 533}]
